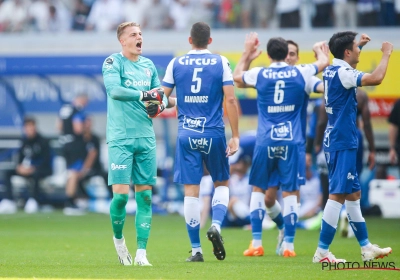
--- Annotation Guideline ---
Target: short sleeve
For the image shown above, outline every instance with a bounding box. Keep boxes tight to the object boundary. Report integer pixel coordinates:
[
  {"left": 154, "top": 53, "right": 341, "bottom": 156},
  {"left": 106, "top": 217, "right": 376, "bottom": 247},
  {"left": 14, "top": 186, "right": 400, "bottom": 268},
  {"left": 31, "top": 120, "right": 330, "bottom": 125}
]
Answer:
[
  {"left": 221, "top": 56, "right": 234, "bottom": 86},
  {"left": 243, "top": 67, "right": 262, "bottom": 87},
  {"left": 296, "top": 64, "right": 319, "bottom": 94},
  {"left": 310, "top": 76, "right": 322, "bottom": 93},
  {"left": 338, "top": 67, "right": 365, "bottom": 89},
  {"left": 162, "top": 58, "right": 176, "bottom": 88}
]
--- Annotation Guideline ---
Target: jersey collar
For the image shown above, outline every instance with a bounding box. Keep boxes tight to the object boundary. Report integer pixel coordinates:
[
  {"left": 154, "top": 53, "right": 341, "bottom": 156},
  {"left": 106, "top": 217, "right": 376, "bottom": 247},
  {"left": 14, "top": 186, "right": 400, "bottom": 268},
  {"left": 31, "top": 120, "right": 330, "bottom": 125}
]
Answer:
[
  {"left": 269, "top": 62, "right": 288, "bottom": 68},
  {"left": 187, "top": 49, "right": 212, "bottom": 55},
  {"left": 332, "top": 58, "right": 353, "bottom": 69}
]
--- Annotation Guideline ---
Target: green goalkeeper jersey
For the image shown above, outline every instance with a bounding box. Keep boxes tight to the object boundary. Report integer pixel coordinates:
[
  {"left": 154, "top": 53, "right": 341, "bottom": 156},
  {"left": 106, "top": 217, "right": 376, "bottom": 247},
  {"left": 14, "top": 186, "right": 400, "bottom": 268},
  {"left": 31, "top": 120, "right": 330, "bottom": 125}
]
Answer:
[{"left": 102, "top": 53, "right": 161, "bottom": 143}]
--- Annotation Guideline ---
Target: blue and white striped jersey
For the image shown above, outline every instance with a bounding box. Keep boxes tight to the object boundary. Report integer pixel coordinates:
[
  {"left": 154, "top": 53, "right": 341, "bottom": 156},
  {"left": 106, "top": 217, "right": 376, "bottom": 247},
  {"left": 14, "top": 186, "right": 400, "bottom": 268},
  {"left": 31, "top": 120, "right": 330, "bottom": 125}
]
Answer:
[
  {"left": 243, "top": 62, "right": 318, "bottom": 146},
  {"left": 162, "top": 49, "right": 234, "bottom": 137},
  {"left": 322, "top": 58, "right": 364, "bottom": 152}
]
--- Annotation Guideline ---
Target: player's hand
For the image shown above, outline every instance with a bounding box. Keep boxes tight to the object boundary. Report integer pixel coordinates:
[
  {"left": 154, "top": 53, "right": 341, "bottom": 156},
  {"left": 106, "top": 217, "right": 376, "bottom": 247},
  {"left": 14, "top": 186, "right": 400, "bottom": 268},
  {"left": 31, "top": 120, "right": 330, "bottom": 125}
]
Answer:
[
  {"left": 381, "top": 41, "right": 393, "bottom": 56},
  {"left": 312, "top": 41, "right": 327, "bottom": 53},
  {"left": 368, "top": 151, "right": 376, "bottom": 170},
  {"left": 226, "top": 137, "right": 239, "bottom": 157},
  {"left": 389, "top": 148, "right": 398, "bottom": 164},
  {"left": 358, "top": 34, "right": 371, "bottom": 48},
  {"left": 146, "top": 102, "right": 165, "bottom": 118},
  {"left": 141, "top": 87, "right": 164, "bottom": 104},
  {"left": 244, "top": 32, "right": 262, "bottom": 61}
]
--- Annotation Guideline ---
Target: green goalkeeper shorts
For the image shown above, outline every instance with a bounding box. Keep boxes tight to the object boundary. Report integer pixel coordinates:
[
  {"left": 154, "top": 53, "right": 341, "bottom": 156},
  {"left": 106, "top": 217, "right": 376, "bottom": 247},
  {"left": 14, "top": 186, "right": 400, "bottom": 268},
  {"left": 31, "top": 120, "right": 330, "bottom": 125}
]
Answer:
[{"left": 108, "top": 137, "right": 157, "bottom": 186}]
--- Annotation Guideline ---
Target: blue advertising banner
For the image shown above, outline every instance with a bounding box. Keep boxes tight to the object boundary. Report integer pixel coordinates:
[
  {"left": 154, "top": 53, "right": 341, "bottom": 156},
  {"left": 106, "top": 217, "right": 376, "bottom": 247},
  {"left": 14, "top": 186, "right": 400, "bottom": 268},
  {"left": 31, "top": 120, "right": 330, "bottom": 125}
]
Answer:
[{"left": 0, "top": 54, "right": 174, "bottom": 114}]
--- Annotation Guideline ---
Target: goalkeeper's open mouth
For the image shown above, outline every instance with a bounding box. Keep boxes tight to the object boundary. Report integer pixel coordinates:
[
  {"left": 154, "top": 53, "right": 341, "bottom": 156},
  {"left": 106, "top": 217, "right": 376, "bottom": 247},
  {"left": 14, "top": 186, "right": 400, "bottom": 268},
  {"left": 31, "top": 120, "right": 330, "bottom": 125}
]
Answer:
[{"left": 136, "top": 42, "right": 142, "bottom": 50}]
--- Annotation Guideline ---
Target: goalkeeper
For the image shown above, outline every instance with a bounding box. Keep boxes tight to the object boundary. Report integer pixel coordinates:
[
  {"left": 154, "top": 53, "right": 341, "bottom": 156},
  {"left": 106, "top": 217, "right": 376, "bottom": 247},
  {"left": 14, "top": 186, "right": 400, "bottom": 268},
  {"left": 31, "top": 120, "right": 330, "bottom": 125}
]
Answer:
[{"left": 102, "top": 21, "right": 168, "bottom": 266}]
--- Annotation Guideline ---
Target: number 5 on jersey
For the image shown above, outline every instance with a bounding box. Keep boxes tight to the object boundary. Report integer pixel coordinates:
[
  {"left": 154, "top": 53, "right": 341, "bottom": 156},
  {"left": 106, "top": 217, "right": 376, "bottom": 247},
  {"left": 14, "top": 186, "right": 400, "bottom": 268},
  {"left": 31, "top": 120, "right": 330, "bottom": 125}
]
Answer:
[{"left": 191, "top": 68, "right": 203, "bottom": 93}]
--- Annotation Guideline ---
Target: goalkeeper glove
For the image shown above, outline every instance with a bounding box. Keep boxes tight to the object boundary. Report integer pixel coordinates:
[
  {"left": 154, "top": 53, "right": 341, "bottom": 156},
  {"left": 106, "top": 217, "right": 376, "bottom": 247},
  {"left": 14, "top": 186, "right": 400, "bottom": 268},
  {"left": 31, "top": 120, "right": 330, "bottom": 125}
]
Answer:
[
  {"left": 141, "top": 87, "right": 164, "bottom": 104},
  {"left": 146, "top": 102, "right": 166, "bottom": 118}
]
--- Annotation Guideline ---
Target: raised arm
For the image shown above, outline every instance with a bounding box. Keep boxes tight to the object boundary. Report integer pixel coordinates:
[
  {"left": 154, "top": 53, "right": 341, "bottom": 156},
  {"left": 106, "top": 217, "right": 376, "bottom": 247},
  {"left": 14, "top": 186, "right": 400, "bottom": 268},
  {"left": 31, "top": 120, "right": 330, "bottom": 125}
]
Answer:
[
  {"left": 233, "top": 32, "right": 262, "bottom": 88},
  {"left": 361, "top": 42, "right": 393, "bottom": 86},
  {"left": 312, "top": 41, "right": 330, "bottom": 74}
]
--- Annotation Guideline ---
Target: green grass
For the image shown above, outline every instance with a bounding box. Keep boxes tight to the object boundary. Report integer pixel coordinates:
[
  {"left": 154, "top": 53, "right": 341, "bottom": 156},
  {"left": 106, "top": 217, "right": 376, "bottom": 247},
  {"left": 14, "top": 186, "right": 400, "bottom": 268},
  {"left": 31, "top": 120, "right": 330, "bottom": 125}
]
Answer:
[{"left": 0, "top": 213, "right": 399, "bottom": 279}]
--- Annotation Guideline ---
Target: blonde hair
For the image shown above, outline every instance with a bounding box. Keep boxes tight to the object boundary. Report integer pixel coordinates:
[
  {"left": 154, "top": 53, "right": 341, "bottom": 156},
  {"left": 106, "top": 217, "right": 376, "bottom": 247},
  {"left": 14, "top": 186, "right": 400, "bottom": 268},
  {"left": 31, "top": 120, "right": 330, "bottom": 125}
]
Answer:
[{"left": 117, "top": 22, "right": 141, "bottom": 40}]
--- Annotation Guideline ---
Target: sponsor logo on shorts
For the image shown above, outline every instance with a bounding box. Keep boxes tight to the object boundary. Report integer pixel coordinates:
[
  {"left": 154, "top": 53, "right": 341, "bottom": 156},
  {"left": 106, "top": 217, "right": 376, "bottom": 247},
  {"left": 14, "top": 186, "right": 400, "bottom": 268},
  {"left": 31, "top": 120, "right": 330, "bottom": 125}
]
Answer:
[
  {"left": 347, "top": 172, "right": 355, "bottom": 180},
  {"left": 111, "top": 163, "right": 127, "bottom": 170},
  {"left": 189, "top": 137, "right": 212, "bottom": 154},
  {"left": 267, "top": 146, "right": 288, "bottom": 160},
  {"left": 271, "top": 121, "right": 293, "bottom": 141},
  {"left": 183, "top": 116, "right": 206, "bottom": 133}
]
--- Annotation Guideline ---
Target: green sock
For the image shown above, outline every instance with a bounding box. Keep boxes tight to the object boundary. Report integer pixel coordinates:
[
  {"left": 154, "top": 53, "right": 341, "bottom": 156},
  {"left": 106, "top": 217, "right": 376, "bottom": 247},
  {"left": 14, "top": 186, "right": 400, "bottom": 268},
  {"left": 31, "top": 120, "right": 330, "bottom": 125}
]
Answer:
[
  {"left": 110, "top": 193, "right": 128, "bottom": 239},
  {"left": 135, "top": 190, "right": 152, "bottom": 249}
]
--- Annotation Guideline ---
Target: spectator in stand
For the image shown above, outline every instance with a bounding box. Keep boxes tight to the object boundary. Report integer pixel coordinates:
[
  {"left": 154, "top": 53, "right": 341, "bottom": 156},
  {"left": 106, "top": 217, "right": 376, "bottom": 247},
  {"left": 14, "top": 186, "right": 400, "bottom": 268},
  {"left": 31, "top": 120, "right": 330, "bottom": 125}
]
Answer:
[
  {"left": 121, "top": 0, "right": 151, "bottom": 26},
  {"left": 169, "top": 0, "right": 191, "bottom": 30},
  {"left": 218, "top": 0, "right": 241, "bottom": 28},
  {"left": 142, "top": 0, "right": 170, "bottom": 30},
  {"left": 334, "top": 0, "right": 357, "bottom": 28},
  {"left": 78, "top": 116, "right": 111, "bottom": 198},
  {"left": 357, "top": 0, "right": 380, "bottom": 26},
  {"left": 28, "top": 0, "right": 49, "bottom": 32},
  {"left": 276, "top": 0, "right": 301, "bottom": 28},
  {"left": 312, "top": 0, "right": 334, "bottom": 27},
  {"left": 241, "top": 0, "right": 275, "bottom": 28},
  {"left": 380, "top": 0, "right": 397, "bottom": 26},
  {"left": 58, "top": 93, "right": 88, "bottom": 215},
  {"left": 86, "top": 0, "right": 122, "bottom": 31},
  {"left": 0, "top": 117, "right": 53, "bottom": 214},
  {"left": 0, "top": 0, "right": 29, "bottom": 32},
  {"left": 189, "top": 0, "right": 213, "bottom": 27},
  {"left": 71, "top": 0, "right": 92, "bottom": 31},
  {"left": 47, "top": 2, "right": 71, "bottom": 32},
  {"left": 388, "top": 99, "right": 400, "bottom": 173}
]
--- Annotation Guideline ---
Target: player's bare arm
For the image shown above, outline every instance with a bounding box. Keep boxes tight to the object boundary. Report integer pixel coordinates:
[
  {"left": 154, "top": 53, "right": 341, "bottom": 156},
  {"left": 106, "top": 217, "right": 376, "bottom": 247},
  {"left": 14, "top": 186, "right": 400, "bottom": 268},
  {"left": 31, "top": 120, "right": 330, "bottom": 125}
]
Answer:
[
  {"left": 233, "top": 32, "right": 262, "bottom": 88},
  {"left": 358, "top": 90, "right": 375, "bottom": 169},
  {"left": 361, "top": 41, "right": 393, "bottom": 86},
  {"left": 223, "top": 85, "right": 240, "bottom": 157},
  {"left": 312, "top": 41, "right": 330, "bottom": 73}
]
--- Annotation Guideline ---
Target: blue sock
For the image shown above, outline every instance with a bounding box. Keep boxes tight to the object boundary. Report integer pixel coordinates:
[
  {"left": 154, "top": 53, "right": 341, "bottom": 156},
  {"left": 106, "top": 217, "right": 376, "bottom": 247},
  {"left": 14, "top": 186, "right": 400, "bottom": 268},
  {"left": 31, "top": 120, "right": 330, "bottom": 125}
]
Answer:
[
  {"left": 345, "top": 200, "right": 370, "bottom": 247},
  {"left": 318, "top": 199, "right": 342, "bottom": 251},
  {"left": 273, "top": 213, "right": 284, "bottom": 230},
  {"left": 211, "top": 186, "right": 229, "bottom": 231},
  {"left": 266, "top": 200, "right": 284, "bottom": 230},
  {"left": 283, "top": 195, "right": 298, "bottom": 244},
  {"left": 349, "top": 221, "right": 369, "bottom": 246},
  {"left": 319, "top": 220, "right": 336, "bottom": 249},
  {"left": 249, "top": 192, "right": 266, "bottom": 247},
  {"left": 184, "top": 197, "right": 201, "bottom": 249}
]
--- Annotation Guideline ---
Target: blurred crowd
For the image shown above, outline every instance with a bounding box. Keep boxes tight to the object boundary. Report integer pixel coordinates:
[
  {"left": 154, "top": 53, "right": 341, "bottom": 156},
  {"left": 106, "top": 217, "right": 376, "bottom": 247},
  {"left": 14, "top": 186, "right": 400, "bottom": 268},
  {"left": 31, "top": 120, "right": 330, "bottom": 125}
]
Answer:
[{"left": 0, "top": 0, "right": 400, "bottom": 33}]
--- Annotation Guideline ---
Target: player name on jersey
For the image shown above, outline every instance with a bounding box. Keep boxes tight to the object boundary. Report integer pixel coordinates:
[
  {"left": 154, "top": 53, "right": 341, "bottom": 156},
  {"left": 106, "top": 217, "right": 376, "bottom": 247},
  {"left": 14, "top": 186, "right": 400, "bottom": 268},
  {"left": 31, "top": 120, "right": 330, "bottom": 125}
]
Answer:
[
  {"left": 268, "top": 105, "right": 295, "bottom": 113},
  {"left": 184, "top": 96, "right": 209, "bottom": 103}
]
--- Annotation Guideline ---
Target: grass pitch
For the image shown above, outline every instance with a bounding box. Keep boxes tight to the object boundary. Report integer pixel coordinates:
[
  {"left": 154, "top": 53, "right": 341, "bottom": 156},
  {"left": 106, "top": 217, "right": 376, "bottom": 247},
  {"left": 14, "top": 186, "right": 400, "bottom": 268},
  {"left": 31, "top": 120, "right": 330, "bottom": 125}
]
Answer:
[{"left": 0, "top": 212, "right": 399, "bottom": 279}]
